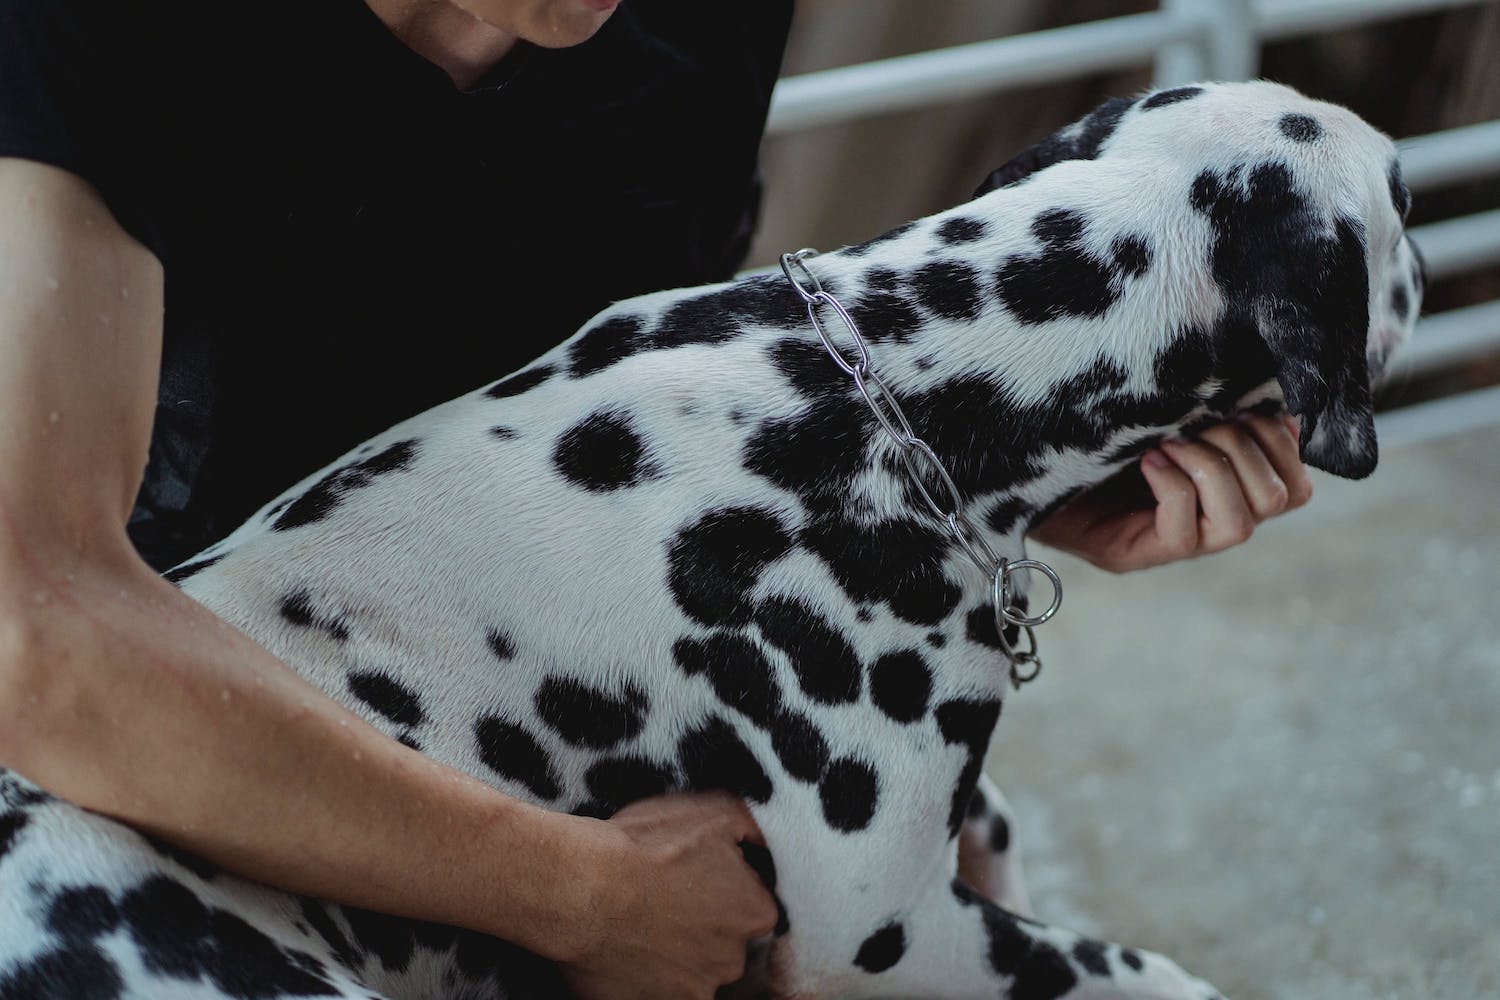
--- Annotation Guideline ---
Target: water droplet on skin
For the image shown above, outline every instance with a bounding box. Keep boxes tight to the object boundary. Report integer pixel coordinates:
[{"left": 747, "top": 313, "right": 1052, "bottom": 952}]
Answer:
[
  {"left": 45, "top": 277, "right": 59, "bottom": 291},
  {"left": 120, "top": 286, "right": 130, "bottom": 300},
  {"left": 32, "top": 590, "right": 48, "bottom": 605},
  {"left": 47, "top": 412, "right": 59, "bottom": 425},
  {"left": 221, "top": 689, "right": 232, "bottom": 703}
]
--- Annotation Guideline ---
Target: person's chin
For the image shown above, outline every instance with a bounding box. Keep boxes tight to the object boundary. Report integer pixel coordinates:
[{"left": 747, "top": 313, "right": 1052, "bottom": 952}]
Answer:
[{"left": 538, "top": 2, "right": 618, "bottom": 47}]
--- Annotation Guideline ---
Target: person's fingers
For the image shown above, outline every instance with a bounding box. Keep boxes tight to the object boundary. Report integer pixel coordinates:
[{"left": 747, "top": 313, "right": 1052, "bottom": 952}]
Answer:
[
  {"left": 1140, "top": 448, "right": 1200, "bottom": 563},
  {"left": 706, "top": 792, "right": 766, "bottom": 846},
  {"left": 1195, "top": 420, "right": 1290, "bottom": 519},
  {"left": 1238, "top": 413, "right": 1315, "bottom": 510},
  {"left": 1158, "top": 437, "right": 1255, "bottom": 552}
]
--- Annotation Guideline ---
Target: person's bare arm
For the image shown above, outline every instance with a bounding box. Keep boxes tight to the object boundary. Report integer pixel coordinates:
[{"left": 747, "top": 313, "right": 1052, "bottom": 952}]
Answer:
[{"left": 0, "top": 158, "right": 773, "bottom": 999}]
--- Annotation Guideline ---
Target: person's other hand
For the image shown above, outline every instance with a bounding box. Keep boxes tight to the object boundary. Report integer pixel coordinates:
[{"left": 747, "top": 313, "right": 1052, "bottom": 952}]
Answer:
[
  {"left": 562, "top": 792, "right": 778, "bottom": 1000},
  {"left": 1029, "top": 414, "right": 1313, "bottom": 573}
]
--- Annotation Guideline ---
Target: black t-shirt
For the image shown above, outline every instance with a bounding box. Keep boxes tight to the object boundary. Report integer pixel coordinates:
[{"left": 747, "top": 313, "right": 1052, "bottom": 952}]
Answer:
[{"left": 0, "top": 0, "right": 792, "bottom": 570}]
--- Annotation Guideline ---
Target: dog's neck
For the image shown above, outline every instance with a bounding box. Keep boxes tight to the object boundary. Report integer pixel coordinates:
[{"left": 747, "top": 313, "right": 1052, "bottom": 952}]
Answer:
[{"left": 788, "top": 220, "right": 1236, "bottom": 560}]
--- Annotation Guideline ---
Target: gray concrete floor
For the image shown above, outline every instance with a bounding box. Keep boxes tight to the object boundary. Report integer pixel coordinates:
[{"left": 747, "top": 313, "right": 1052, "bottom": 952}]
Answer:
[{"left": 986, "top": 425, "right": 1500, "bottom": 1000}]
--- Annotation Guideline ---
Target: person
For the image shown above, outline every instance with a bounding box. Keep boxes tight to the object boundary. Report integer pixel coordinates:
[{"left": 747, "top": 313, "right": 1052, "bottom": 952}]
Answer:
[{"left": 0, "top": 0, "right": 1313, "bottom": 997}]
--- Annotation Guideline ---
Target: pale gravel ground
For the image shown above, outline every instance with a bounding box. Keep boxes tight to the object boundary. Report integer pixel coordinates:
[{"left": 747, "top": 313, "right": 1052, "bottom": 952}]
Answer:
[{"left": 985, "top": 425, "right": 1500, "bottom": 1000}]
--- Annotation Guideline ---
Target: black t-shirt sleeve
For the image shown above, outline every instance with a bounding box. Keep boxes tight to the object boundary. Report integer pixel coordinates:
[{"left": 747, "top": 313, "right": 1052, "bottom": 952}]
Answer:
[{"left": 0, "top": 0, "right": 164, "bottom": 258}]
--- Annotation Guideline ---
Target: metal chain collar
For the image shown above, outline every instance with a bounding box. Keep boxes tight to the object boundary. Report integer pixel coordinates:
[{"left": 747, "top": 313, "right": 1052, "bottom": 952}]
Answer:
[{"left": 779, "top": 248, "right": 1063, "bottom": 689}]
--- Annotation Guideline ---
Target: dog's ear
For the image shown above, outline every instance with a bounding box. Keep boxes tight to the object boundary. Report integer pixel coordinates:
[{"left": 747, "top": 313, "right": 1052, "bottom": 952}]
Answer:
[
  {"left": 1193, "top": 164, "right": 1379, "bottom": 479},
  {"left": 974, "top": 97, "right": 1136, "bottom": 197},
  {"left": 1255, "top": 221, "right": 1377, "bottom": 479}
]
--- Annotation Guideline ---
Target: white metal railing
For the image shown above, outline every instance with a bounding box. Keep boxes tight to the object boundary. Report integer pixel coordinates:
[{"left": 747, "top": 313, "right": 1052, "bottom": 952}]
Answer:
[{"left": 766, "top": 0, "right": 1500, "bottom": 445}]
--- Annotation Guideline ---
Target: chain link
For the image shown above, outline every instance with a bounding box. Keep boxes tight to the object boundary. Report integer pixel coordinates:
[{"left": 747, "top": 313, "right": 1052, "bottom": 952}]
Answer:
[{"left": 779, "top": 248, "right": 1063, "bottom": 689}]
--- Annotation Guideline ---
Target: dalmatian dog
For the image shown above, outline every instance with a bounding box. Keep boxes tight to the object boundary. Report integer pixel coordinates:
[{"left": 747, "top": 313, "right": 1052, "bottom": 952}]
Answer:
[{"left": 0, "top": 80, "right": 1421, "bottom": 999}]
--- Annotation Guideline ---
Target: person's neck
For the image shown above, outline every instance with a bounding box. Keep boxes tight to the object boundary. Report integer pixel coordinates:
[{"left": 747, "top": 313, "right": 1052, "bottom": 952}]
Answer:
[{"left": 363, "top": 0, "right": 518, "bottom": 90}]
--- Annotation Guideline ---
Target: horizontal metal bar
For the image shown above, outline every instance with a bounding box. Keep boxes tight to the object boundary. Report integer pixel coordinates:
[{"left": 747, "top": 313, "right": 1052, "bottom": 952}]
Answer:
[
  {"left": 766, "top": 11, "right": 1200, "bottom": 135},
  {"left": 1376, "top": 381, "right": 1500, "bottom": 450},
  {"left": 1386, "top": 300, "right": 1500, "bottom": 378},
  {"left": 1409, "top": 209, "right": 1500, "bottom": 280},
  {"left": 1398, "top": 121, "right": 1500, "bottom": 191},
  {"left": 1256, "top": 0, "right": 1497, "bottom": 41}
]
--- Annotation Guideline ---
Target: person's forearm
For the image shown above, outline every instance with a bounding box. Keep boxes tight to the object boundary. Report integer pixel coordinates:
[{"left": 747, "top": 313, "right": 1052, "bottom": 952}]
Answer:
[{"left": 0, "top": 528, "right": 603, "bottom": 961}]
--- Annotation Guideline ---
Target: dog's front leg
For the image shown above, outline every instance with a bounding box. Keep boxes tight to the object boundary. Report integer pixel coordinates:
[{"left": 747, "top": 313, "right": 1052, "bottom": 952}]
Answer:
[
  {"left": 769, "top": 861, "right": 1225, "bottom": 999},
  {"left": 957, "top": 774, "right": 1033, "bottom": 918}
]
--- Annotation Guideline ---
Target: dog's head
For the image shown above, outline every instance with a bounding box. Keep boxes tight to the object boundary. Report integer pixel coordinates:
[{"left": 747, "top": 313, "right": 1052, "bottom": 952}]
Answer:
[{"left": 977, "top": 82, "right": 1422, "bottom": 479}]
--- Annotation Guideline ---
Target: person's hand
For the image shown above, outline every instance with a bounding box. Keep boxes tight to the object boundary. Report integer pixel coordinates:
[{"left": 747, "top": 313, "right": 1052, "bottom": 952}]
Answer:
[
  {"left": 561, "top": 792, "right": 778, "bottom": 1000},
  {"left": 1029, "top": 414, "right": 1313, "bottom": 573}
]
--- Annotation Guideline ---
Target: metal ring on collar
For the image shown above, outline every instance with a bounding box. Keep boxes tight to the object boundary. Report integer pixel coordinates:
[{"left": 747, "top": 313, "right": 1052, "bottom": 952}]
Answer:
[
  {"left": 993, "top": 558, "right": 1064, "bottom": 628},
  {"left": 1009, "top": 651, "right": 1043, "bottom": 688}
]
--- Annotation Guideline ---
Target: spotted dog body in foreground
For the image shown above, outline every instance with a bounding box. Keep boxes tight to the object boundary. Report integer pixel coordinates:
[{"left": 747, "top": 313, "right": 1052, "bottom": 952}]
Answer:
[{"left": 1, "top": 82, "right": 1421, "bottom": 999}]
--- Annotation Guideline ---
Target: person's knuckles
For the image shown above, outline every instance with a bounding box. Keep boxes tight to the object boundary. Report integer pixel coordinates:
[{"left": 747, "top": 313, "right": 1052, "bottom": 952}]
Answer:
[
  {"left": 1248, "top": 474, "right": 1290, "bottom": 518},
  {"left": 1161, "top": 438, "right": 1227, "bottom": 479},
  {"left": 1205, "top": 514, "right": 1254, "bottom": 550},
  {"left": 1198, "top": 421, "right": 1257, "bottom": 459},
  {"left": 1284, "top": 468, "right": 1314, "bottom": 507}
]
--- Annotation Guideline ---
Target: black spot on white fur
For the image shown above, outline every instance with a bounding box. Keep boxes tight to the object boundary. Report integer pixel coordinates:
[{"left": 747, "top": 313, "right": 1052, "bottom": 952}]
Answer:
[
  {"left": 486, "top": 629, "right": 516, "bottom": 660},
  {"left": 347, "top": 672, "right": 426, "bottom": 728},
  {"left": 534, "top": 678, "right": 647, "bottom": 749},
  {"left": 997, "top": 208, "right": 1137, "bottom": 324},
  {"left": 474, "top": 718, "right": 561, "bottom": 800},
  {"left": 755, "top": 597, "right": 861, "bottom": 704},
  {"left": 869, "top": 651, "right": 932, "bottom": 724},
  {"left": 854, "top": 921, "right": 906, "bottom": 973},
  {"left": 802, "top": 517, "right": 960, "bottom": 626},
  {"left": 1072, "top": 939, "right": 1111, "bottom": 976},
  {"left": 990, "top": 814, "right": 1011, "bottom": 853},
  {"left": 584, "top": 756, "right": 676, "bottom": 816},
  {"left": 937, "top": 217, "right": 988, "bottom": 244},
  {"left": 116, "top": 876, "right": 340, "bottom": 996},
  {"left": 0, "top": 943, "right": 124, "bottom": 999},
  {"left": 819, "top": 757, "right": 879, "bottom": 832},
  {"left": 845, "top": 221, "right": 915, "bottom": 257},
  {"left": 1388, "top": 160, "right": 1412, "bottom": 223},
  {"left": 1112, "top": 234, "right": 1153, "bottom": 278},
  {"left": 910, "top": 261, "right": 984, "bottom": 320},
  {"left": 1142, "top": 86, "right": 1204, "bottom": 110},
  {"left": 674, "top": 633, "right": 782, "bottom": 728},
  {"left": 769, "top": 710, "right": 831, "bottom": 783},
  {"left": 164, "top": 554, "right": 223, "bottom": 584},
  {"left": 1391, "top": 284, "right": 1411, "bottom": 323},
  {"left": 484, "top": 364, "right": 554, "bottom": 399},
  {"left": 0, "top": 811, "right": 29, "bottom": 861},
  {"left": 679, "top": 717, "right": 773, "bottom": 804},
  {"left": 975, "top": 96, "right": 1135, "bottom": 195},
  {"left": 652, "top": 275, "right": 807, "bottom": 349},
  {"left": 568, "top": 316, "right": 647, "bottom": 377},
  {"left": 553, "top": 411, "right": 662, "bottom": 492},
  {"left": 937, "top": 699, "right": 1003, "bottom": 837},
  {"left": 279, "top": 590, "right": 350, "bottom": 642},
  {"left": 848, "top": 289, "right": 923, "bottom": 343},
  {"left": 1279, "top": 113, "right": 1323, "bottom": 143},
  {"left": 666, "top": 507, "right": 794, "bottom": 627},
  {"left": 953, "top": 881, "right": 1079, "bottom": 998},
  {"left": 272, "top": 440, "right": 418, "bottom": 532}
]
